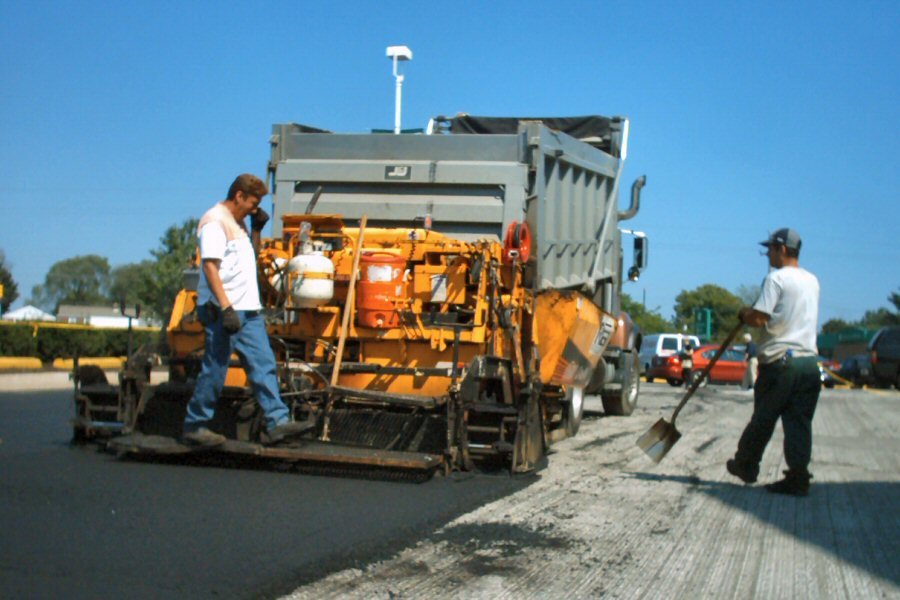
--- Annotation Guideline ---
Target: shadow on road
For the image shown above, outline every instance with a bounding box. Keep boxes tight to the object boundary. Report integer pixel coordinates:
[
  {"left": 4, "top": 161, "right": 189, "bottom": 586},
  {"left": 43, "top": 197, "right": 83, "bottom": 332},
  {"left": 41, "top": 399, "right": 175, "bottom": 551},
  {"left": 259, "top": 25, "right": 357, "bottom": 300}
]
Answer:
[{"left": 625, "top": 471, "right": 900, "bottom": 588}]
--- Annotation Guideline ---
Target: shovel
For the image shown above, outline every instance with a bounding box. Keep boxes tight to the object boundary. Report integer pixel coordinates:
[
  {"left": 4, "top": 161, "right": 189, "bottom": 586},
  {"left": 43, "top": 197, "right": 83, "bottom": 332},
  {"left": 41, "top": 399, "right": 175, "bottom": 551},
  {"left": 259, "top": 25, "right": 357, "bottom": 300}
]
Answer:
[{"left": 636, "top": 322, "right": 743, "bottom": 463}]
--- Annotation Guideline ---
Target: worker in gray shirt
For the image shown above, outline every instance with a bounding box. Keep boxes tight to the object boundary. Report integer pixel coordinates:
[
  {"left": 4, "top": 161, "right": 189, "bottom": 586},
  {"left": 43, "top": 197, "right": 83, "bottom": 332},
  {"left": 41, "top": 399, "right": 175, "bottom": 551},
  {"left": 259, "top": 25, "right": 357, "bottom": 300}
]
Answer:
[{"left": 727, "top": 228, "right": 821, "bottom": 496}]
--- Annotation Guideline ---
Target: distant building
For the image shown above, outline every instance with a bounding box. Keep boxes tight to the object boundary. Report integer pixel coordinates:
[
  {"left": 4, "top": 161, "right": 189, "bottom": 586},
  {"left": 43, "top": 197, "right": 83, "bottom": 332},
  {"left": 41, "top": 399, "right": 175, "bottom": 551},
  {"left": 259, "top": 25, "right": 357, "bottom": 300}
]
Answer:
[
  {"left": 56, "top": 304, "right": 152, "bottom": 328},
  {"left": 817, "top": 327, "right": 879, "bottom": 361},
  {"left": 1, "top": 305, "right": 56, "bottom": 322}
]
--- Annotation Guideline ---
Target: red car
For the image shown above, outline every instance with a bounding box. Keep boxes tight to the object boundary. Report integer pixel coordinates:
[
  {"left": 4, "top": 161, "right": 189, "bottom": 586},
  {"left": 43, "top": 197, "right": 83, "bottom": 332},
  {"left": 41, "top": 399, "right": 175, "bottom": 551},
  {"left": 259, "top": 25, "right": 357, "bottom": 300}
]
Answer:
[
  {"left": 691, "top": 344, "right": 748, "bottom": 385},
  {"left": 646, "top": 353, "right": 691, "bottom": 386}
]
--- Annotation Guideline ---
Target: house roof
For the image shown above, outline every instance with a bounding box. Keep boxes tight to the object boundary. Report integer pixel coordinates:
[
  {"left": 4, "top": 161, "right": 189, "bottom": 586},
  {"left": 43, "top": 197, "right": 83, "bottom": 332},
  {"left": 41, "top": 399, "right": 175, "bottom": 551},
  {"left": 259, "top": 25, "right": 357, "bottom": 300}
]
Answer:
[
  {"left": 56, "top": 304, "right": 126, "bottom": 319},
  {"left": 1, "top": 305, "right": 56, "bottom": 321}
]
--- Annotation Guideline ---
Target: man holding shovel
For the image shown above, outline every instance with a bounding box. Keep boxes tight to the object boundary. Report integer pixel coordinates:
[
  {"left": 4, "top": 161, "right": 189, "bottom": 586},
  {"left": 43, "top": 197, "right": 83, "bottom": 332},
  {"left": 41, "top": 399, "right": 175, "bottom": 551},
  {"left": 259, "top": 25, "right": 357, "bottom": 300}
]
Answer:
[{"left": 726, "top": 228, "right": 821, "bottom": 496}]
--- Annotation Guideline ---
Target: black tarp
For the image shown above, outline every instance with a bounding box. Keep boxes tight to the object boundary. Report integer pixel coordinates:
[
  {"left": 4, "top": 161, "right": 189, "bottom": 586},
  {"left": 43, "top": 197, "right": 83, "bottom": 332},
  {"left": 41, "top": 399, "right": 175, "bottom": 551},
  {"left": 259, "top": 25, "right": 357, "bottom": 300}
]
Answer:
[
  {"left": 289, "top": 123, "right": 332, "bottom": 134},
  {"left": 447, "top": 115, "right": 614, "bottom": 153}
]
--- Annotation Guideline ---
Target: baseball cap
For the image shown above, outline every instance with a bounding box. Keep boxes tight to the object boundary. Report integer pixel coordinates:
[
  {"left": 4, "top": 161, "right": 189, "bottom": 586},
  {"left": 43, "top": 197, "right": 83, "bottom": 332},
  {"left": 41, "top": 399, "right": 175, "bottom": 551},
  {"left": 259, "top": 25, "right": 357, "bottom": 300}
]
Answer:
[{"left": 759, "top": 228, "right": 802, "bottom": 251}]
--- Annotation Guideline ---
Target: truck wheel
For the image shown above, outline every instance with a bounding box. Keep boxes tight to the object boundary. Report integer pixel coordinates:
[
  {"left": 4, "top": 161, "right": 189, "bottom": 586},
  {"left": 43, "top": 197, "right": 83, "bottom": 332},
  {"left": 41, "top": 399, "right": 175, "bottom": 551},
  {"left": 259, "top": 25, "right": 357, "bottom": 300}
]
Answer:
[
  {"left": 602, "top": 351, "right": 639, "bottom": 416},
  {"left": 561, "top": 386, "right": 584, "bottom": 437}
]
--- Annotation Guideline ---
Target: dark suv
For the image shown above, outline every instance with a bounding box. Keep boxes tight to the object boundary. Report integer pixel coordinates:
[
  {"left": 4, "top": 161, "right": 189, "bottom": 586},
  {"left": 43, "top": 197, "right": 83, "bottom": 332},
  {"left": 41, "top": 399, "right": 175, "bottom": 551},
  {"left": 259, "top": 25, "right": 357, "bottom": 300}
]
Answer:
[{"left": 868, "top": 326, "right": 900, "bottom": 389}]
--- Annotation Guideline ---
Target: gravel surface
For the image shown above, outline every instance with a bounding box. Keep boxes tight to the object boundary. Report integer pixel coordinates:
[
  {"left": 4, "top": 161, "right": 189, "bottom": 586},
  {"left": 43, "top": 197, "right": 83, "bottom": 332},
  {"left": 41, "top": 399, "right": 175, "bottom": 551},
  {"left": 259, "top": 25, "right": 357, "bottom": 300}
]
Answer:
[{"left": 283, "top": 383, "right": 900, "bottom": 599}]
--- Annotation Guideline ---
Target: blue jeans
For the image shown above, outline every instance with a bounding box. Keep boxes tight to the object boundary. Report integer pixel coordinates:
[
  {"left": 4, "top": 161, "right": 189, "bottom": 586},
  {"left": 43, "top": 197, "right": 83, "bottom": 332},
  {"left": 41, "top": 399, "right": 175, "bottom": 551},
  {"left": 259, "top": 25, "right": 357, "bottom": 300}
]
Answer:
[{"left": 184, "top": 305, "right": 289, "bottom": 433}]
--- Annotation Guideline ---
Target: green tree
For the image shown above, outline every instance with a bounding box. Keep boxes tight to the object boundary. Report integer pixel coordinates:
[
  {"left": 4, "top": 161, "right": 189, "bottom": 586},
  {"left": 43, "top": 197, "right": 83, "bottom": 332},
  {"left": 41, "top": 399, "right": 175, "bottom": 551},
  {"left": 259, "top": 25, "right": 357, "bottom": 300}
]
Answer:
[
  {"left": 32, "top": 254, "right": 111, "bottom": 312},
  {"left": 0, "top": 250, "right": 19, "bottom": 313},
  {"left": 673, "top": 284, "right": 743, "bottom": 341},
  {"left": 621, "top": 293, "right": 673, "bottom": 334},
  {"left": 734, "top": 283, "right": 761, "bottom": 306},
  {"left": 142, "top": 218, "right": 198, "bottom": 321},
  {"left": 860, "top": 307, "right": 899, "bottom": 328},
  {"left": 821, "top": 318, "right": 852, "bottom": 334},
  {"left": 110, "top": 261, "right": 155, "bottom": 308}
]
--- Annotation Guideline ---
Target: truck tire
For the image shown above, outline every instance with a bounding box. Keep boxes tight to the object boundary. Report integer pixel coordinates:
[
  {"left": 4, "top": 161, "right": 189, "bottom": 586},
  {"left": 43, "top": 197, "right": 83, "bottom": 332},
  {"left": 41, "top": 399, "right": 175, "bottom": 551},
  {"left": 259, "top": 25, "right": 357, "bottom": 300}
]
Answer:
[
  {"left": 561, "top": 386, "right": 584, "bottom": 437},
  {"left": 602, "top": 351, "right": 640, "bottom": 416}
]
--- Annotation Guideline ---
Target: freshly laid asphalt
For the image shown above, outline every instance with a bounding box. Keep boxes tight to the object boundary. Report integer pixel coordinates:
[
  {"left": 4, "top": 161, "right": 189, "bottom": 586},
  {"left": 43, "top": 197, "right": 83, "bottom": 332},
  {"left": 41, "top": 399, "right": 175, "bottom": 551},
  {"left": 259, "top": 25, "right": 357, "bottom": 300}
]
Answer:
[{"left": 0, "top": 389, "right": 532, "bottom": 599}]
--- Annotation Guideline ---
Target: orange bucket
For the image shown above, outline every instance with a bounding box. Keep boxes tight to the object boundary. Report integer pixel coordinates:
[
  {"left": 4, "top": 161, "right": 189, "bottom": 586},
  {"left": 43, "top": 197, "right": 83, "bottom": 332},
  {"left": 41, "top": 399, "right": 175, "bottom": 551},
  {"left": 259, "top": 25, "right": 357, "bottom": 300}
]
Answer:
[{"left": 356, "top": 252, "right": 406, "bottom": 328}]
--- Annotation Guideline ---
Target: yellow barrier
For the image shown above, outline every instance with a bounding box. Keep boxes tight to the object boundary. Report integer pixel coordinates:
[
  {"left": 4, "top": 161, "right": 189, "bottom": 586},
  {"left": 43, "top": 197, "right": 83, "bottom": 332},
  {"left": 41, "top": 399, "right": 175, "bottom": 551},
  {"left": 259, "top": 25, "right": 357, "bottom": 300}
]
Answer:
[
  {"left": 52, "top": 357, "right": 126, "bottom": 370},
  {"left": 0, "top": 357, "right": 43, "bottom": 370},
  {"left": 0, "top": 320, "right": 160, "bottom": 333}
]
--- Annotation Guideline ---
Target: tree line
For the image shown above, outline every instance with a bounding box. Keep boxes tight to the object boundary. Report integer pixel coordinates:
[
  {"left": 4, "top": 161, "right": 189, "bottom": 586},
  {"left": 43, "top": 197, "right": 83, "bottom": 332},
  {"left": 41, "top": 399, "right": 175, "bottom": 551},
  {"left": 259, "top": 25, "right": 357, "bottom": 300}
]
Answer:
[
  {"left": 0, "top": 219, "right": 198, "bottom": 323},
  {"left": 2, "top": 228, "right": 897, "bottom": 338},
  {"left": 623, "top": 284, "right": 899, "bottom": 342}
]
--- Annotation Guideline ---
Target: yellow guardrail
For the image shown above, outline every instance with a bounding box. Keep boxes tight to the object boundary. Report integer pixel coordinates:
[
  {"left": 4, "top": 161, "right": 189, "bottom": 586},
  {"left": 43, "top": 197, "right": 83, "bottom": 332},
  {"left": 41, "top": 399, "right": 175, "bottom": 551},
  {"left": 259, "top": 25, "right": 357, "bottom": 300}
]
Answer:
[
  {"left": 821, "top": 365, "right": 854, "bottom": 388},
  {"left": 52, "top": 357, "right": 126, "bottom": 370},
  {"left": 0, "top": 357, "right": 43, "bottom": 370},
  {"left": 820, "top": 364, "right": 897, "bottom": 394},
  {"left": 0, "top": 320, "right": 160, "bottom": 370},
  {"left": 0, "top": 320, "right": 160, "bottom": 334}
]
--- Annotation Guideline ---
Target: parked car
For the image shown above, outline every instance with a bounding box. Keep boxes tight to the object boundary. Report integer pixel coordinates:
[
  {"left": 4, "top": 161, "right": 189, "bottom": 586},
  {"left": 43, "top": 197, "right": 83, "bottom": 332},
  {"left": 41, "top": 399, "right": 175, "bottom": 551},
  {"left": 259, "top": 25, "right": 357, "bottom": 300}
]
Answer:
[
  {"left": 646, "top": 353, "right": 689, "bottom": 386},
  {"left": 838, "top": 354, "right": 871, "bottom": 387},
  {"left": 868, "top": 326, "right": 900, "bottom": 389},
  {"left": 818, "top": 356, "right": 840, "bottom": 388},
  {"left": 689, "top": 344, "right": 747, "bottom": 386},
  {"left": 640, "top": 333, "right": 701, "bottom": 378}
]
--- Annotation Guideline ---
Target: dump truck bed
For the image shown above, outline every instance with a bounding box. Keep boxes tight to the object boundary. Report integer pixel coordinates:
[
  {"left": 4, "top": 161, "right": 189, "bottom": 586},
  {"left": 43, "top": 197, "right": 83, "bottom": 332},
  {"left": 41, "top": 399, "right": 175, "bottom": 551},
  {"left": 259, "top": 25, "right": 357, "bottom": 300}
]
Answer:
[{"left": 269, "top": 116, "right": 629, "bottom": 301}]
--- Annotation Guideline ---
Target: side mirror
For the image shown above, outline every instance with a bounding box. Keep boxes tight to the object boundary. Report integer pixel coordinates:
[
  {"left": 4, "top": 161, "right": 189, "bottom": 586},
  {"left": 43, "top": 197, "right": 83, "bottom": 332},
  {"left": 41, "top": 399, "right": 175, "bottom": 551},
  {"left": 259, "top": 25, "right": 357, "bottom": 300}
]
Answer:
[{"left": 634, "top": 236, "right": 648, "bottom": 270}]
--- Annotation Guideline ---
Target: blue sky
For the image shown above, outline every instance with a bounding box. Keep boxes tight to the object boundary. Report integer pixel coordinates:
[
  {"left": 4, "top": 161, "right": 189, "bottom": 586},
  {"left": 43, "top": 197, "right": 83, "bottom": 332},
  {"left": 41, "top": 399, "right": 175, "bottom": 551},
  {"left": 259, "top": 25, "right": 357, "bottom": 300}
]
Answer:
[{"left": 2, "top": 0, "right": 897, "bottom": 325}]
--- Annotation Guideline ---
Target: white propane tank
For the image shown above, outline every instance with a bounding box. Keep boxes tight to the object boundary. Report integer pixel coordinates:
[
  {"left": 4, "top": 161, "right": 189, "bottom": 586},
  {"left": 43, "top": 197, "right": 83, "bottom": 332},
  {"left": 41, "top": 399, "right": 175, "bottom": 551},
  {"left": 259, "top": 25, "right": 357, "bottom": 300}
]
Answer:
[{"left": 289, "top": 244, "right": 334, "bottom": 308}]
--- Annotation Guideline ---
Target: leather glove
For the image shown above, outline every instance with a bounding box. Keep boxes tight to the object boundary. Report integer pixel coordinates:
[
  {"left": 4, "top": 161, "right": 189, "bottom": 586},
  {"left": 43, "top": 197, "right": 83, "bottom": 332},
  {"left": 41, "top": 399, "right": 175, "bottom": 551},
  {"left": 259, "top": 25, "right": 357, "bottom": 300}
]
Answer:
[
  {"left": 250, "top": 208, "right": 270, "bottom": 232},
  {"left": 222, "top": 306, "right": 241, "bottom": 334}
]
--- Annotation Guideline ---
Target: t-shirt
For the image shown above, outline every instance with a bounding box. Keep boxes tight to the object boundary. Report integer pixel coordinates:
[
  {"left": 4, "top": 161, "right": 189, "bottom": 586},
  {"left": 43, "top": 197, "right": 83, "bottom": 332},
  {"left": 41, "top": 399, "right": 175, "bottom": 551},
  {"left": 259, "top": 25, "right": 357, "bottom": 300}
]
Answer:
[
  {"left": 196, "top": 203, "right": 261, "bottom": 311},
  {"left": 753, "top": 266, "right": 819, "bottom": 364},
  {"left": 745, "top": 341, "right": 757, "bottom": 359}
]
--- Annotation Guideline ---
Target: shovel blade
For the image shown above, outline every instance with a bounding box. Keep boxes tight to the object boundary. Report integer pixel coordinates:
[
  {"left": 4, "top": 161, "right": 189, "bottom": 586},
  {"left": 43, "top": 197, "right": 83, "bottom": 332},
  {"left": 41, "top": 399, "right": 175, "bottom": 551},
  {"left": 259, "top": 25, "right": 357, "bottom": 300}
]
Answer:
[{"left": 636, "top": 418, "right": 682, "bottom": 463}]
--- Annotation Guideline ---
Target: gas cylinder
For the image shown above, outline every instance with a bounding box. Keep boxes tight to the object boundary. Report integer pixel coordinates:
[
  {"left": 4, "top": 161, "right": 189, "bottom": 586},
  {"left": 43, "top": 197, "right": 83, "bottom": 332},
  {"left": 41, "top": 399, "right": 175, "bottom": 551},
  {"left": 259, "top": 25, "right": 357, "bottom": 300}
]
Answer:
[
  {"left": 357, "top": 252, "right": 406, "bottom": 328},
  {"left": 288, "top": 243, "right": 334, "bottom": 308}
]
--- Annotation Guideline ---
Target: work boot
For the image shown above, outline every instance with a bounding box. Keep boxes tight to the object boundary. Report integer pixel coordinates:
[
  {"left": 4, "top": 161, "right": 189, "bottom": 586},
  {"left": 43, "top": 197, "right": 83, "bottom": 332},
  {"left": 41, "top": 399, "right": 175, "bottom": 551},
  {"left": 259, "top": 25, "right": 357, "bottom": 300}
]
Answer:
[
  {"left": 262, "top": 417, "right": 317, "bottom": 444},
  {"left": 765, "top": 471, "right": 811, "bottom": 496},
  {"left": 726, "top": 459, "right": 758, "bottom": 484},
  {"left": 182, "top": 427, "right": 226, "bottom": 447}
]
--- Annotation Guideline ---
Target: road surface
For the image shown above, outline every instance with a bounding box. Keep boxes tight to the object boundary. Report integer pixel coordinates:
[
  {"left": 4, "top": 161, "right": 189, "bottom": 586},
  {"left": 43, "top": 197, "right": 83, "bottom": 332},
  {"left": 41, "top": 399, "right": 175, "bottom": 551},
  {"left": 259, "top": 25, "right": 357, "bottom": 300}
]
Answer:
[
  {"left": 0, "top": 389, "right": 529, "bottom": 599},
  {"left": 284, "top": 382, "right": 900, "bottom": 599},
  {"left": 0, "top": 380, "right": 897, "bottom": 599}
]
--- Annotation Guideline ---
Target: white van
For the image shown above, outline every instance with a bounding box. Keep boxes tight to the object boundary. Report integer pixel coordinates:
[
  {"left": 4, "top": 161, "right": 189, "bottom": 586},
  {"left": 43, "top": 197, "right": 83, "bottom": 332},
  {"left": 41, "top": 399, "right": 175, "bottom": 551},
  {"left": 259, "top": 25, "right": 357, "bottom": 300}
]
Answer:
[{"left": 639, "top": 333, "right": 701, "bottom": 375}]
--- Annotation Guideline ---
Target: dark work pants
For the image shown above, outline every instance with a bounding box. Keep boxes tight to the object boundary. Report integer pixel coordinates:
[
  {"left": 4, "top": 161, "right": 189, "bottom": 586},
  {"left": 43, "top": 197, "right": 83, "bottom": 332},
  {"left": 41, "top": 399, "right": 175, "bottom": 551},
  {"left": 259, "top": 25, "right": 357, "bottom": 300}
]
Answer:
[{"left": 735, "top": 356, "right": 821, "bottom": 479}]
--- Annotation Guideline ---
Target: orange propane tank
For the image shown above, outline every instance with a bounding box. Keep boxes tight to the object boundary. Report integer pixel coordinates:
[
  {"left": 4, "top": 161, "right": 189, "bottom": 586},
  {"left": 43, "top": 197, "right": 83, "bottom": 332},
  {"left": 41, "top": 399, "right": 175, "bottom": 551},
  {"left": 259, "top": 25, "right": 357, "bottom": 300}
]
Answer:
[{"left": 356, "top": 252, "right": 406, "bottom": 328}]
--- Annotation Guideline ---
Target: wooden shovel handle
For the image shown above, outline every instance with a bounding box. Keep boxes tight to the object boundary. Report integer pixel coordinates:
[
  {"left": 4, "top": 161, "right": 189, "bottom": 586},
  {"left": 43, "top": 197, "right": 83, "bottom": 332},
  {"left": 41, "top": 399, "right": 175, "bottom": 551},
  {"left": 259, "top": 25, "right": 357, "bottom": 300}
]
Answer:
[
  {"left": 670, "top": 322, "right": 744, "bottom": 423},
  {"left": 330, "top": 215, "right": 367, "bottom": 388}
]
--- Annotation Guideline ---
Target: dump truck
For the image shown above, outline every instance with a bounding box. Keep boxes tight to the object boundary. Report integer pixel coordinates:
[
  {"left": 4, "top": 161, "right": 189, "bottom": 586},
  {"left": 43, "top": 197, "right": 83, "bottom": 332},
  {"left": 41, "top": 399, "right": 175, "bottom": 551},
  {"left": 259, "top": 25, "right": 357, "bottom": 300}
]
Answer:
[{"left": 73, "top": 114, "right": 648, "bottom": 477}]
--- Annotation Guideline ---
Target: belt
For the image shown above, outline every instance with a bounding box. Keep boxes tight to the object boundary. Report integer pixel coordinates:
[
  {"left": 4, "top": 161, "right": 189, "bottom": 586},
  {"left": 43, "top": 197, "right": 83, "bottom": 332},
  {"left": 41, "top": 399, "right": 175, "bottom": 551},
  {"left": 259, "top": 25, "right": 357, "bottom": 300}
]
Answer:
[{"left": 761, "top": 353, "right": 817, "bottom": 368}]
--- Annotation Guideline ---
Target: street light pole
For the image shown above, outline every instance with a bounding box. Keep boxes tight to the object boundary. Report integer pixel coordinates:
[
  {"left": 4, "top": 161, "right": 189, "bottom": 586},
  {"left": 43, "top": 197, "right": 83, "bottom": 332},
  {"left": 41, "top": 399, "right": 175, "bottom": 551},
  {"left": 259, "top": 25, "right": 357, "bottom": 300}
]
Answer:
[
  {"left": 393, "top": 64, "right": 403, "bottom": 134},
  {"left": 386, "top": 46, "right": 412, "bottom": 134}
]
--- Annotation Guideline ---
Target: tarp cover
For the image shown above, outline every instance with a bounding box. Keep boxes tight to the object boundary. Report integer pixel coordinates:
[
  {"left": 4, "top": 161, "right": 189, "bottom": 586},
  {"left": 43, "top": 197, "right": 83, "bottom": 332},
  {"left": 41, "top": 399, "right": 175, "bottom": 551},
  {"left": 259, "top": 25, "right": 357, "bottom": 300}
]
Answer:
[
  {"left": 448, "top": 115, "right": 614, "bottom": 152},
  {"left": 289, "top": 123, "right": 332, "bottom": 134}
]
